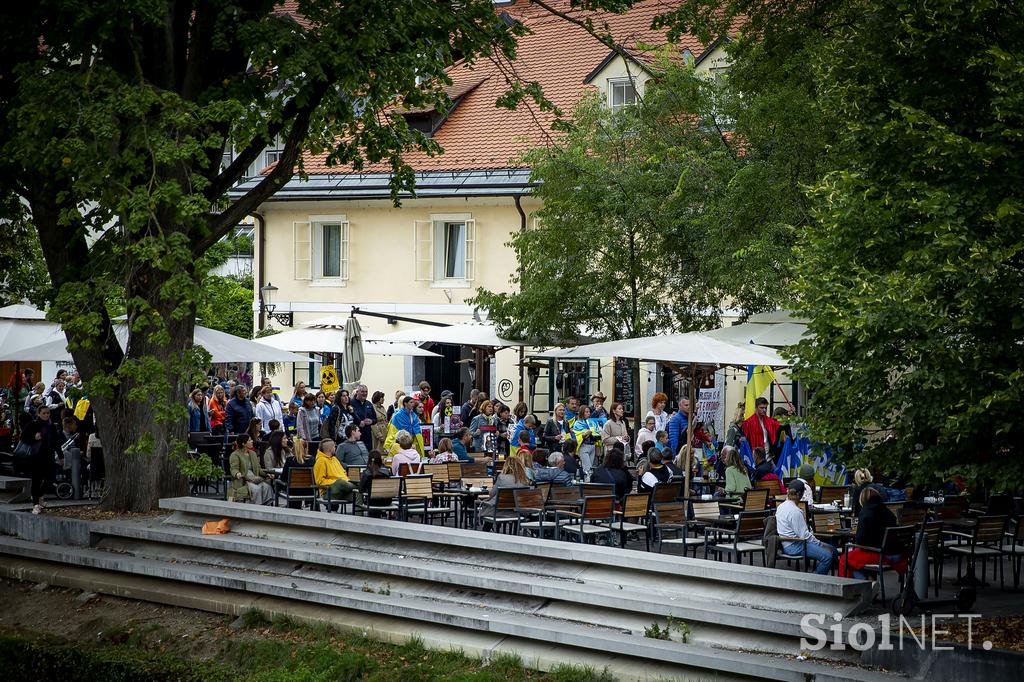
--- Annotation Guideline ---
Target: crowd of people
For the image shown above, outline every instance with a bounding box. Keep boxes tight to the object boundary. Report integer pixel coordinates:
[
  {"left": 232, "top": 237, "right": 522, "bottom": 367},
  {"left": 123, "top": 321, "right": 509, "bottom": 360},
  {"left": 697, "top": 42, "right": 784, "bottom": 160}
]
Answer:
[
  {"left": 3, "top": 368, "right": 95, "bottom": 514},
  {"left": 185, "top": 373, "right": 806, "bottom": 514}
]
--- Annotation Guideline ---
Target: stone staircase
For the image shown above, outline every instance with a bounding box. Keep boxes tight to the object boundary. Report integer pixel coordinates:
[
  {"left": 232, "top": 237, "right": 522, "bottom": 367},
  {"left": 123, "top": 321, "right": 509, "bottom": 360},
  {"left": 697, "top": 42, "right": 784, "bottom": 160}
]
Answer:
[{"left": 0, "top": 497, "right": 903, "bottom": 682}]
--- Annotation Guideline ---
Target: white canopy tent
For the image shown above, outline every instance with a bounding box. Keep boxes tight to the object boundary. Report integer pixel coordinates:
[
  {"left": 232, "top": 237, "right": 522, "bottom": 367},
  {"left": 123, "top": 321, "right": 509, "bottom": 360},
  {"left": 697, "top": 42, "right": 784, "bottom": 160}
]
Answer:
[
  {"left": 254, "top": 326, "right": 440, "bottom": 358},
  {"left": 0, "top": 325, "right": 312, "bottom": 364},
  {"left": 534, "top": 333, "right": 788, "bottom": 367},
  {"left": 705, "top": 321, "right": 808, "bottom": 349},
  {"left": 534, "top": 332, "right": 788, "bottom": 496},
  {"left": 376, "top": 321, "right": 520, "bottom": 348},
  {"left": 0, "top": 304, "right": 60, "bottom": 353}
]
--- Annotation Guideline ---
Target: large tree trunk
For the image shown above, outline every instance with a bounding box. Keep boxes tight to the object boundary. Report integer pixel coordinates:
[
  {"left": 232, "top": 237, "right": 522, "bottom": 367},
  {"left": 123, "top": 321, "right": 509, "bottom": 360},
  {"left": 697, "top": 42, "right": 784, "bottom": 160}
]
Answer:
[{"left": 76, "top": 311, "right": 194, "bottom": 512}]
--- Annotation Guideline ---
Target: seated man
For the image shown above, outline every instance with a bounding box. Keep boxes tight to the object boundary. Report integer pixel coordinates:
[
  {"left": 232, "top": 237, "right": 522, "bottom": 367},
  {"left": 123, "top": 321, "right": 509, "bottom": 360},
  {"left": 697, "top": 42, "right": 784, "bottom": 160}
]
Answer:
[
  {"left": 451, "top": 427, "right": 478, "bottom": 463},
  {"left": 313, "top": 438, "right": 363, "bottom": 507},
  {"left": 338, "top": 424, "right": 370, "bottom": 466},
  {"left": 638, "top": 449, "right": 671, "bottom": 492},
  {"left": 776, "top": 480, "right": 836, "bottom": 575},
  {"left": 533, "top": 451, "right": 575, "bottom": 486},
  {"left": 752, "top": 447, "right": 784, "bottom": 494}
]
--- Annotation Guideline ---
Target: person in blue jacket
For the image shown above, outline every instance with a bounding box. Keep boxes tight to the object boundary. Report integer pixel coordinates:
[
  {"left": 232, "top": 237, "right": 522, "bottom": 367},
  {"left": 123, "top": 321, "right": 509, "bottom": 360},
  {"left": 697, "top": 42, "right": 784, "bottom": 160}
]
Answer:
[{"left": 667, "top": 397, "right": 691, "bottom": 457}]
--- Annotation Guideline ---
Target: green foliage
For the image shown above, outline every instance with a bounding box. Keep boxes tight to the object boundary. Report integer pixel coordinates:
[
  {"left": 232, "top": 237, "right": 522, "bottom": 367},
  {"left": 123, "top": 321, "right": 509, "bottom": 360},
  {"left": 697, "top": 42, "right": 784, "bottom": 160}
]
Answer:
[
  {"left": 177, "top": 453, "right": 222, "bottom": 481},
  {"left": 473, "top": 61, "right": 739, "bottom": 343},
  {"left": 198, "top": 274, "right": 254, "bottom": 339},
  {"left": 474, "top": 7, "right": 838, "bottom": 343},
  {"left": 643, "top": 614, "right": 689, "bottom": 642},
  {"left": 0, "top": 631, "right": 228, "bottom": 682},
  {"left": 790, "top": 0, "right": 1024, "bottom": 488},
  {"left": 0, "top": 0, "right": 524, "bottom": 510}
]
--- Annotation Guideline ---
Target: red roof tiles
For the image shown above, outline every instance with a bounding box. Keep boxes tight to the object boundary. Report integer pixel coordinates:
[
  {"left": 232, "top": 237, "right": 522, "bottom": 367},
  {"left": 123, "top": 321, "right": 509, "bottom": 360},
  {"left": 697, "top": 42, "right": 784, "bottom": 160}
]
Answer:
[{"left": 284, "top": 0, "right": 701, "bottom": 175}]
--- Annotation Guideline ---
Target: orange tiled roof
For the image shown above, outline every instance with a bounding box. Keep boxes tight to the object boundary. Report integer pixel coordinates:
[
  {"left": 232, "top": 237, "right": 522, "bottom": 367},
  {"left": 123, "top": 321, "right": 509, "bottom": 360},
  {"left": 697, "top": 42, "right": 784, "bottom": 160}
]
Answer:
[{"left": 284, "top": 0, "right": 702, "bottom": 175}]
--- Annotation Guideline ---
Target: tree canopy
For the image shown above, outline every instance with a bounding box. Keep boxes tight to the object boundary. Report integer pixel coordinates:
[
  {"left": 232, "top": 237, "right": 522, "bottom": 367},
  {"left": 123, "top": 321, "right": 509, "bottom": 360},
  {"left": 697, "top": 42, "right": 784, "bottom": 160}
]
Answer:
[
  {"left": 790, "top": 0, "right": 1024, "bottom": 489},
  {"left": 0, "top": 0, "right": 523, "bottom": 510}
]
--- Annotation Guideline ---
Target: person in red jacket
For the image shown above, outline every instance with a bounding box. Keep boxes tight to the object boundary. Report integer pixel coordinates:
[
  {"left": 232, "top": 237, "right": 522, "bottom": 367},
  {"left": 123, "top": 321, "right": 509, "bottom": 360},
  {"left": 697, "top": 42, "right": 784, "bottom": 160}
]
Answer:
[{"left": 740, "top": 397, "right": 781, "bottom": 454}]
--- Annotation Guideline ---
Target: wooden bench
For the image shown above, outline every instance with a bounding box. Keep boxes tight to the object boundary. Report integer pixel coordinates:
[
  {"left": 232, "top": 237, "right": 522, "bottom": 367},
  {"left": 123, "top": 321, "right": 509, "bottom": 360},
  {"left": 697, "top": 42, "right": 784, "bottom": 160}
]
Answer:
[{"left": 0, "top": 475, "right": 32, "bottom": 504}]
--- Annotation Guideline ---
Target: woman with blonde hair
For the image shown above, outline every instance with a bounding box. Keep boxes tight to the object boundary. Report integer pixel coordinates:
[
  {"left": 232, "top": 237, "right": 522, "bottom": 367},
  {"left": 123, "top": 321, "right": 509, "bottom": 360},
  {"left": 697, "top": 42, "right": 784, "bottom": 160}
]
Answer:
[
  {"left": 276, "top": 437, "right": 311, "bottom": 508},
  {"left": 390, "top": 430, "right": 422, "bottom": 475},
  {"left": 478, "top": 456, "right": 530, "bottom": 517}
]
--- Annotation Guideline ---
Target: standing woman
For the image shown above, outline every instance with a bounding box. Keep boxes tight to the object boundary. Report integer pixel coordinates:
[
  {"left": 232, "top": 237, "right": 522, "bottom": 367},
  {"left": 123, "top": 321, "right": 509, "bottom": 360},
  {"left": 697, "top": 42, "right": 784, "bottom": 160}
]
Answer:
[
  {"left": 469, "top": 399, "right": 498, "bottom": 451},
  {"left": 646, "top": 392, "right": 670, "bottom": 433},
  {"left": 315, "top": 391, "right": 331, "bottom": 422},
  {"left": 187, "top": 388, "right": 210, "bottom": 433},
  {"left": 635, "top": 415, "right": 657, "bottom": 455},
  {"left": 432, "top": 394, "right": 454, "bottom": 430},
  {"left": 290, "top": 381, "right": 308, "bottom": 409},
  {"left": 414, "top": 399, "right": 430, "bottom": 425},
  {"left": 296, "top": 394, "right": 322, "bottom": 444},
  {"left": 572, "top": 405, "right": 598, "bottom": 478},
  {"left": 386, "top": 390, "right": 405, "bottom": 422},
  {"left": 324, "top": 391, "right": 353, "bottom": 442},
  {"left": 600, "top": 402, "right": 631, "bottom": 459},
  {"left": 209, "top": 385, "right": 228, "bottom": 438},
  {"left": 370, "top": 391, "right": 389, "bottom": 451},
  {"left": 543, "top": 403, "right": 571, "bottom": 452},
  {"left": 21, "top": 404, "right": 58, "bottom": 514}
]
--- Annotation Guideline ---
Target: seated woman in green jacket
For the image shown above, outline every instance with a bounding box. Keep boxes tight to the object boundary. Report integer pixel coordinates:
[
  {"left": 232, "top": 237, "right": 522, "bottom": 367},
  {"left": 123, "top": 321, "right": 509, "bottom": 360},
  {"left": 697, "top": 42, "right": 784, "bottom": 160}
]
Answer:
[
  {"left": 229, "top": 433, "right": 274, "bottom": 505},
  {"left": 719, "top": 445, "right": 752, "bottom": 497}
]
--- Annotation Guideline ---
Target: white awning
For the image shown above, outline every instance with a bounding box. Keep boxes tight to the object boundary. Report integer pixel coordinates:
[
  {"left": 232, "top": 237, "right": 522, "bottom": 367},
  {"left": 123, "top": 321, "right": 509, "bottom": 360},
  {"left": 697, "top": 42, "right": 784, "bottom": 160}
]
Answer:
[
  {"left": 254, "top": 326, "right": 440, "bottom": 357},
  {"left": 533, "top": 332, "right": 788, "bottom": 367},
  {"left": 0, "top": 325, "right": 311, "bottom": 364},
  {"left": 706, "top": 321, "right": 808, "bottom": 348},
  {"left": 376, "top": 321, "right": 520, "bottom": 347}
]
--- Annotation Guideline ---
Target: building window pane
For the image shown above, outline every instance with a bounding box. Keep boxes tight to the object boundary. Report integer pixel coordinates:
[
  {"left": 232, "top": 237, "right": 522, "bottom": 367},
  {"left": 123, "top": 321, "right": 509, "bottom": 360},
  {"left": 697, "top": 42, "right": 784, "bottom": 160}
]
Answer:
[
  {"left": 321, "top": 224, "right": 341, "bottom": 278},
  {"left": 435, "top": 221, "right": 465, "bottom": 280},
  {"left": 610, "top": 81, "right": 637, "bottom": 110}
]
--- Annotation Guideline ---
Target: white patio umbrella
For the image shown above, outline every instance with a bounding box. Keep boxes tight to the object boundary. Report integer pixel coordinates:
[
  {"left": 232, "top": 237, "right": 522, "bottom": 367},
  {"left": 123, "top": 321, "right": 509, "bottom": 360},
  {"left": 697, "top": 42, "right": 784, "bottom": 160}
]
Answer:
[
  {"left": 0, "top": 304, "right": 61, "bottom": 353},
  {"left": 376, "top": 321, "right": 520, "bottom": 348},
  {"left": 534, "top": 333, "right": 788, "bottom": 367},
  {"left": 706, "top": 321, "right": 808, "bottom": 348},
  {"left": 341, "top": 317, "right": 365, "bottom": 387},
  {"left": 0, "top": 325, "right": 311, "bottom": 364},
  {"left": 254, "top": 326, "right": 440, "bottom": 357},
  {"left": 534, "top": 331, "right": 788, "bottom": 496}
]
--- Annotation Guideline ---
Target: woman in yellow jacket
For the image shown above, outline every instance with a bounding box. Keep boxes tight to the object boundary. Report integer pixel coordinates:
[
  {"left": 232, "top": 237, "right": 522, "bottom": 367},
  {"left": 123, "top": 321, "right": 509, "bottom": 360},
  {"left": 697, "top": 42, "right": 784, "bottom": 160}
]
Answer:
[{"left": 313, "top": 438, "right": 363, "bottom": 508}]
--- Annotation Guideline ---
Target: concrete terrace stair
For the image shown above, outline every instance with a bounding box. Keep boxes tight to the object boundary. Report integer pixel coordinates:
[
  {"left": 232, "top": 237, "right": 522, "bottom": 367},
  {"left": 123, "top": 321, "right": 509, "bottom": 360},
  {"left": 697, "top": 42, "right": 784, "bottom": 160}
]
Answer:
[
  {"left": 0, "top": 497, "right": 898, "bottom": 682},
  {"left": 0, "top": 475, "right": 31, "bottom": 504}
]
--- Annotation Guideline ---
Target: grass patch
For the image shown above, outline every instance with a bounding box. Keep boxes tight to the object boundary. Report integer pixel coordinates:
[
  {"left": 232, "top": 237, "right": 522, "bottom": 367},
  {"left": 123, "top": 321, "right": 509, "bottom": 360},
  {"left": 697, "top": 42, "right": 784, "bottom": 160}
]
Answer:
[{"left": 1, "top": 613, "right": 626, "bottom": 682}]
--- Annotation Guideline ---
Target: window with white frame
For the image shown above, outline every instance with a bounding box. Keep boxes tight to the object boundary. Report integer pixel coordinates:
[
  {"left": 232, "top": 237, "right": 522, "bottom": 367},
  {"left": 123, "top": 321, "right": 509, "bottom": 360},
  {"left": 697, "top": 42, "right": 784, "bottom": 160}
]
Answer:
[
  {"left": 414, "top": 214, "right": 475, "bottom": 284},
  {"left": 293, "top": 215, "right": 349, "bottom": 283},
  {"left": 609, "top": 78, "right": 638, "bottom": 110}
]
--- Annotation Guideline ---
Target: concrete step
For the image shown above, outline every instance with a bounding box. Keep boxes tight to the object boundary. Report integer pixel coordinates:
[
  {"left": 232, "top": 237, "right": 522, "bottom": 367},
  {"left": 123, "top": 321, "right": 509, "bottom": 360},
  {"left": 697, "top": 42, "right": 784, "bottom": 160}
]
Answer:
[
  {"left": 0, "top": 536, "right": 901, "bottom": 682},
  {"left": 87, "top": 518, "right": 837, "bottom": 653},
  {"left": 158, "top": 497, "right": 871, "bottom": 614}
]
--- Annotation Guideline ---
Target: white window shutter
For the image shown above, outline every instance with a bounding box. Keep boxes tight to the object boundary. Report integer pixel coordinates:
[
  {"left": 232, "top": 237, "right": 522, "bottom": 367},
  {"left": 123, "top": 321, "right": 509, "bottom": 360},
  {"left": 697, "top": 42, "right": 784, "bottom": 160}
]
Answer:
[
  {"left": 464, "top": 218, "right": 476, "bottom": 281},
  {"left": 293, "top": 221, "right": 311, "bottom": 281},
  {"left": 414, "top": 220, "right": 433, "bottom": 281},
  {"left": 339, "top": 220, "right": 350, "bottom": 281}
]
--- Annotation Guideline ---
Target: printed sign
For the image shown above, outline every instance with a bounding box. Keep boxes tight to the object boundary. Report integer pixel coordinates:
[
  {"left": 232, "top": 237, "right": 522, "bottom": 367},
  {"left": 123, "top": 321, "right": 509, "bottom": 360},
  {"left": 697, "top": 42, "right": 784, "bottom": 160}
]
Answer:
[{"left": 320, "top": 365, "right": 340, "bottom": 394}]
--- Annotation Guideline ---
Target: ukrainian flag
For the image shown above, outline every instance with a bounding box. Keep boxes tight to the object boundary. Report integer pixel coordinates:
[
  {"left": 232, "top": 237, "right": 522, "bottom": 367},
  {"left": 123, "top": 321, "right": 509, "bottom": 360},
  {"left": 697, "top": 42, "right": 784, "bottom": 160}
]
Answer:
[
  {"left": 383, "top": 409, "right": 425, "bottom": 457},
  {"left": 744, "top": 365, "right": 776, "bottom": 419}
]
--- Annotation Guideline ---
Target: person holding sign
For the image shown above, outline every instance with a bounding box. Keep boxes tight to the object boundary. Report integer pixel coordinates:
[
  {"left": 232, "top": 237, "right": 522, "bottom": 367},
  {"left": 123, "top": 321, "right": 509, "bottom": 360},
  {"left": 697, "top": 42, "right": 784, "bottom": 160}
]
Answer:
[{"left": 319, "top": 365, "right": 340, "bottom": 394}]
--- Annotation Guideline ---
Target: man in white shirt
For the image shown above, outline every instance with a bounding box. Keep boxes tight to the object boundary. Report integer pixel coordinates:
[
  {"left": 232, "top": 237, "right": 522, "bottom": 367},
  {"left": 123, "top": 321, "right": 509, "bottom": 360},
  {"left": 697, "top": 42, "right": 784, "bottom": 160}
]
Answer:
[
  {"left": 255, "top": 385, "right": 284, "bottom": 435},
  {"left": 775, "top": 481, "right": 836, "bottom": 575}
]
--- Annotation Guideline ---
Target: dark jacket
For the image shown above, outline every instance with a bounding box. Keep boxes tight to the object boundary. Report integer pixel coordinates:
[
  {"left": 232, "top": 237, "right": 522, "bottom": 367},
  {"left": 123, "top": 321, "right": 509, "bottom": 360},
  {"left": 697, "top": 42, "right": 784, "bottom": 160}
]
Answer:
[
  {"left": 543, "top": 418, "right": 570, "bottom": 451},
  {"left": 351, "top": 398, "right": 376, "bottom": 451},
  {"left": 855, "top": 497, "right": 898, "bottom": 549},
  {"left": 533, "top": 466, "right": 574, "bottom": 486},
  {"left": 280, "top": 455, "right": 313, "bottom": 484},
  {"left": 359, "top": 467, "right": 391, "bottom": 497},
  {"left": 753, "top": 459, "right": 774, "bottom": 481},
  {"left": 591, "top": 466, "right": 633, "bottom": 501},
  {"left": 226, "top": 397, "right": 254, "bottom": 435}
]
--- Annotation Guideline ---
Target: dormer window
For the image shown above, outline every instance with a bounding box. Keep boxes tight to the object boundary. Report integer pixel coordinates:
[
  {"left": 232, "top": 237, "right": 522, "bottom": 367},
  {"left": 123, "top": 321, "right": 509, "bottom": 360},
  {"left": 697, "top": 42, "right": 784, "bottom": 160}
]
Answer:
[{"left": 609, "top": 78, "right": 638, "bottom": 110}]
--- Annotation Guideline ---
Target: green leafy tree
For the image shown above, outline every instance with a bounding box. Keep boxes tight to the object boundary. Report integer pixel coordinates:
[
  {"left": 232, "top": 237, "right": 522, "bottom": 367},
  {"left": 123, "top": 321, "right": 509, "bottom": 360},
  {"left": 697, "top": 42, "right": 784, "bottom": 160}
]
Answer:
[
  {"left": 791, "top": 0, "right": 1024, "bottom": 488},
  {"left": 474, "top": 63, "right": 740, "bottom": 343},
  {"left": 0, "top": 0, "right": 522, "bottom": 510},
  {"left": 475, "top": 1, "right": 844, "bottom": 342}
]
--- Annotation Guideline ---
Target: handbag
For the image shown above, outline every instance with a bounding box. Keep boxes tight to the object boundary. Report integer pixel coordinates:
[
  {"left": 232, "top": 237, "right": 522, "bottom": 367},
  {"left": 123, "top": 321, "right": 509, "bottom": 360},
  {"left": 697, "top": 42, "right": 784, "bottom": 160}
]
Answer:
[{"left": 13, "top": 441, "right": 36, "bottom": 459}]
